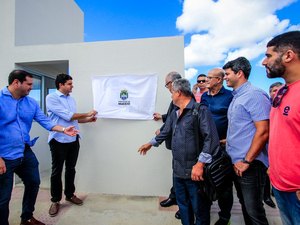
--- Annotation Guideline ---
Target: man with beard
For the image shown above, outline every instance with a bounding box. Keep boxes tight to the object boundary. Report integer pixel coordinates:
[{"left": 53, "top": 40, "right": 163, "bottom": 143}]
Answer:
[
  {"left": 262, "top": 30, "right": 300, "bottom": 225},
  {"left": 223, "top": 57, "right": 270, "bottom": 225}
]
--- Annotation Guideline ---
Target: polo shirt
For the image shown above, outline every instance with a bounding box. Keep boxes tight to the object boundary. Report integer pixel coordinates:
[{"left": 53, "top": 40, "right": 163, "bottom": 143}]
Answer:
[{"left": 201, "top": 86, "right": 233, "bottom": 139}]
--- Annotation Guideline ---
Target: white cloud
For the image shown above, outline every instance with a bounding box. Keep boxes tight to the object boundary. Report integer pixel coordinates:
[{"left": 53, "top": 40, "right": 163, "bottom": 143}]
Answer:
[
  {"left": 185, "top": 67, "right": 198, "bottom": 79},
  {"left": 177, "top": 0, "right": 298, "bottom": 68}
]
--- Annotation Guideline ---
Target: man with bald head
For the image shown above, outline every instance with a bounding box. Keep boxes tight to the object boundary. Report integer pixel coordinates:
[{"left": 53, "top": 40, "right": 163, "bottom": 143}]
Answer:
[{"left": 201, "top": 68, "right": 233, "bottom": 225}]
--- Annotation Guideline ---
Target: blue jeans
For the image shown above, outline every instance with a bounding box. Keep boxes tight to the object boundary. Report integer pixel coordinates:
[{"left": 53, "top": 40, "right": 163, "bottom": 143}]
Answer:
[
  {"left": 233, "top": 160, "right": 269, "bottom": 225},
  {"left": 174, "top": 177, "right": 211, "bottom": 225},
  {"left": 0, "top": 146, "right": 40, "bottom": 225},
  {"left": 273, "top": 187, "right": 300, "bottom": 225}
]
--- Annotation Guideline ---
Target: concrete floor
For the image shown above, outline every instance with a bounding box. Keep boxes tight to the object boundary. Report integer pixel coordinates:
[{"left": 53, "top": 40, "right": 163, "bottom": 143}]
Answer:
[{"left": 9, "top": 173, "right": 282, "bottom": 225}]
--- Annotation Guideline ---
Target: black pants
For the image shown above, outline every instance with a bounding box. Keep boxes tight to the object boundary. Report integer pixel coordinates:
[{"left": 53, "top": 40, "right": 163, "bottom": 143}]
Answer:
[
  {"left": 217, "top": 178, "right": 233, "bottom": 221},
  {"left": 49, "top": 138, "right": 80, "bottom": 202},
  {"left": 168, "top": 186, "right": 176, "bottom": 199}
]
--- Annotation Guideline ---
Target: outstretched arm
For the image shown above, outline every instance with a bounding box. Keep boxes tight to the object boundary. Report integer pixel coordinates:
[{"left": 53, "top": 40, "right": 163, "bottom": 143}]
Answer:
[
  {"left": 72, "top": 110, "right": 98, "bottom": 123},
  {"left": 138, "top": 143, "right": 152, "bottom": 155},
  {"left": 51, "top": 125, "right": 79, "bottom": 136}
]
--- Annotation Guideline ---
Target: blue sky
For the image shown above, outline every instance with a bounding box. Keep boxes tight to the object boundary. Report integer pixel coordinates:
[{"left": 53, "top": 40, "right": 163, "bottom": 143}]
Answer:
[{"left": 74, "top": 0, "right": 300, "bottom": 93}]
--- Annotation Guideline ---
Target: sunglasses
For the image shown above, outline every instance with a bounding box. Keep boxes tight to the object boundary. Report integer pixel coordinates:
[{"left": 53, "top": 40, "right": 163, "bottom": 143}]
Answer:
[
  {"left": 272, "top": 85, "right": 288, "bottom": 108},
  {"left": 197, "top": 80, "right": 206, "bottom": 83}
]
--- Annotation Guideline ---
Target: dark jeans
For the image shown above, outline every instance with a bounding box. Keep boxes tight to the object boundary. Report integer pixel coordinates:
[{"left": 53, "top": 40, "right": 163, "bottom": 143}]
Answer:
[
  {"left": 0, "top": 146, "right": 40, "bottom": 225},
  {"left": 49, "top": 138, "right": 80, "bottom": 202},
  {"left": 233, "top": 160, "right": 269, "bottom": 225},
  {"left": 174, "top": 177, "right": 211, "bottom": 225}
]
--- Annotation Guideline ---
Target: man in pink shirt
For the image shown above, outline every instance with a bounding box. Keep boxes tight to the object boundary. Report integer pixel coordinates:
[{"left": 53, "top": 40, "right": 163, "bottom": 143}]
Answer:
[
  {"left": 192, "top": 74, "right": 208, "bottom": 103},
  {"left": 262, "top": 30, "right": 300, "bottom": 225}
]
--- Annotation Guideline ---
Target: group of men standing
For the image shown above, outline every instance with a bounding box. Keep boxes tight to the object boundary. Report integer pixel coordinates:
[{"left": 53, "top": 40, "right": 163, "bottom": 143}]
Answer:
[
  {"left": 0, "top": 31, "right": 299, "bottom": 225},
  {"left": 139, "top": 30, "right": 300, "bottom": 225}
]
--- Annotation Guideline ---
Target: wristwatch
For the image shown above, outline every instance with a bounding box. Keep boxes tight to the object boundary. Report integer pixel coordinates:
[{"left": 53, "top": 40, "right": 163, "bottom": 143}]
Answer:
[{"left": 241, "top": 158, "right": 251, "bottom": 165}]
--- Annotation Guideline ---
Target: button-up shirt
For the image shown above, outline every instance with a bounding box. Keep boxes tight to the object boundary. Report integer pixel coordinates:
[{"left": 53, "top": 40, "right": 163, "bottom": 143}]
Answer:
[
  {"left": 0, "top": 87, "right": 55, "bottom": 160},
  {"left": 226, "top": 82, "right": 270, "bottom": 166},
  {"left": 46, "top": 90, "right": 80, "bottom": 143},
  {"left": 150, "top": 98, "right": 220, "bottom": 178}
]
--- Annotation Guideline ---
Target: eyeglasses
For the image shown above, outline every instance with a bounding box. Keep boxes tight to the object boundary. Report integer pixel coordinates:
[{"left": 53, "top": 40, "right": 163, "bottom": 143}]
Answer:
[
  {"left": 165, "top": 81, "right": 172, "bottom": 88},
  {"left": 197, "top": 80, "right": 206, "bottom": 83},
  {"left": 206, "top": 76, "right": 220, "bottom": 80},
  {"left": 272, "top": 85, "right": 288, "bottom": 108}
]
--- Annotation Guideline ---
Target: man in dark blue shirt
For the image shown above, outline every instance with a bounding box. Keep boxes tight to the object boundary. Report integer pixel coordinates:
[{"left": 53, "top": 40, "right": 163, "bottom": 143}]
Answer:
[{"left": 201, "top": 68, "right": 233, "bottom": 225}]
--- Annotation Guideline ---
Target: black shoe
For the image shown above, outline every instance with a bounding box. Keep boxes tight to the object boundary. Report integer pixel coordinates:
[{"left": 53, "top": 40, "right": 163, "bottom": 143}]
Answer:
[
  {"left": 214, "top": 218, "right": 230, "bottom": 225},
  {"left": 160, "top": 197, "right": 177, "bottom": 207},
  {"left": 264, "top": 197, "right": 276, "bottom": 208},
  {"left": 175, "top": 210, "right": 181, "bottom": 220}
]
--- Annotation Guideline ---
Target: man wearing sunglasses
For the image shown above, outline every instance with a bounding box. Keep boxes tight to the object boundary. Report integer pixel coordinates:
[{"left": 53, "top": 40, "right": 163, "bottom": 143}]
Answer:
[
  {"left": 262, "top": 31, "right": 300, "bottom": 225},
  {"left": 192, "top": 74, "right": 208, "bottom": 103},
  {"left": 223, "top": 57, "right": 271, "bottom": 225}
]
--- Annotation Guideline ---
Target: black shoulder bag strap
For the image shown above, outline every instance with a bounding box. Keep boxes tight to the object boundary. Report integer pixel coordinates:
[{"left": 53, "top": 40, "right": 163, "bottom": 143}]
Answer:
[{"left": 192, "top": 102, "right": 203, "bottom": 157}]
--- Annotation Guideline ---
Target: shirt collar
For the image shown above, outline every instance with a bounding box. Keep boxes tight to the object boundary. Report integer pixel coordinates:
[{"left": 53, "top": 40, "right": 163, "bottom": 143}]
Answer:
[
  {"left": 3, "top": 87, "right": 12, "bottom": 96},
  {"left": 2, "top": 87, "right": 24, "bottom": 100},
  {"left": 232, "top": 81, "right": 250, "bottom": 96},
  {"left": 186, "top": 98, "right": 196, "bottom": 109},
  {"left": 207, "top": 86, "right": 225, "bottom": 96},
  {"left": 174, "top": 98, "right": 196, "bottom": 111},
  {"left": 55, "top": 90, "right": 69, "bottom": 97}
]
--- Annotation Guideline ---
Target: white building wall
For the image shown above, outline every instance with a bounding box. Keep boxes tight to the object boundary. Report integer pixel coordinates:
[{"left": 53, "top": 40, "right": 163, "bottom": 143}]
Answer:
[
  {"left": 0, "top": 0, "right": 185, "bottom": 196},
  {"left": 15, "top": 0, "right": 83, "bottom": 46},
  {"left": 3, "top": 37, "right": 185, "bottom": 196},
  {"left": 0, "top": 0, "right": 16, "bottom": 86}
]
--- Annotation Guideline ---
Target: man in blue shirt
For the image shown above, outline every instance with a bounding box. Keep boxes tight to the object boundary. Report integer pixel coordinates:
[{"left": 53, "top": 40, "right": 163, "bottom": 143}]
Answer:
[
  {"left": 201, "top": 68, "right": 233, "bottom": 225},
  {"left": 0, "top": 70, "right": 78, "bottom": 225},
  {"left": 139, "top": 78, "right": 220, "bottom": 225},
  {"left": 46, "top": 74, "right": 97, "bottom": 217},
  {"left": 223, "top": 57, "right": 271, "bottom": 225}
]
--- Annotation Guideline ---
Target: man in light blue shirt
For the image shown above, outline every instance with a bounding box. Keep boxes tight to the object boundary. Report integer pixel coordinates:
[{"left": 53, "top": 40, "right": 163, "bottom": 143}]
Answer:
[
  {"left": 0, "top": 70, "right": 77, "bottom": 225},
  {"left": 223, "top": 57, "right": 271, "bottom": 225},
  {"left": 46, "top": 73, "right": 97, "bottom": 217}
]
